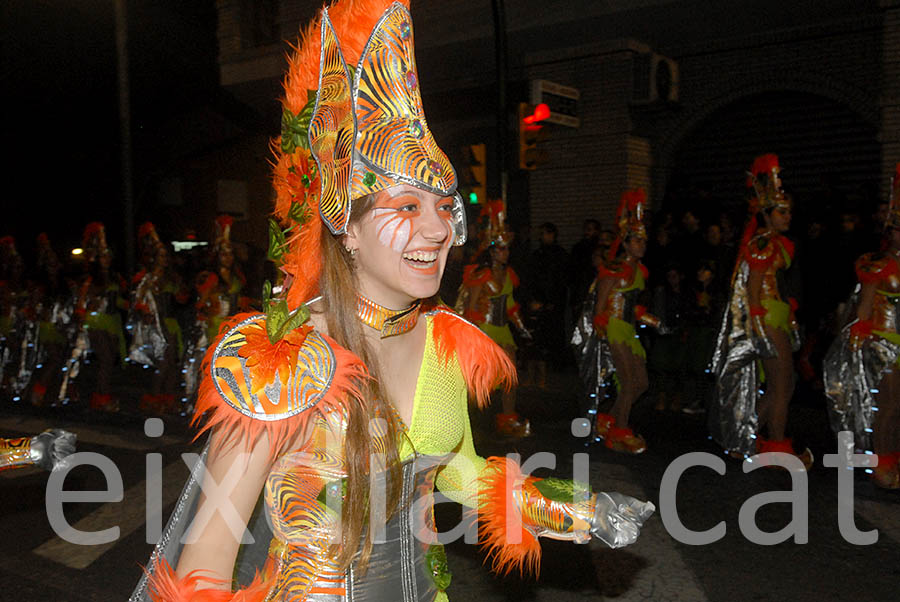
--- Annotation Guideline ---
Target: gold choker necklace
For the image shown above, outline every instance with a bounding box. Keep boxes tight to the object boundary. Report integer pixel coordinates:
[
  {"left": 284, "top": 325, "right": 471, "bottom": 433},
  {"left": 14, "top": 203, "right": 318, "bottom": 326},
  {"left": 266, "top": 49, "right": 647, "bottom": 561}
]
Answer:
[{"left": 357, "top": 294, "right": 421, "bottom": 338}]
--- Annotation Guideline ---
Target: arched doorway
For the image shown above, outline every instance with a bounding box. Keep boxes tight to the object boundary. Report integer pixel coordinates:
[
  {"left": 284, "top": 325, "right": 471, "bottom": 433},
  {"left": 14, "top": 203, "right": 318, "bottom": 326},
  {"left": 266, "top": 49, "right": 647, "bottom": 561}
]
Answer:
[{"left": 662, "top": 91, "right": 880, "bottom": 225}]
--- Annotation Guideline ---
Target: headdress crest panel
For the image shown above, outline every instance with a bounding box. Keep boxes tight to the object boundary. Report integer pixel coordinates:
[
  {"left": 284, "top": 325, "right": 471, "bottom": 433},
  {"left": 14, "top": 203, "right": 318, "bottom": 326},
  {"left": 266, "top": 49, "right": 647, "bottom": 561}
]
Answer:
[
  {"left": 746, "top": 153, "right": 789, "bottom": 212},
  {"left": 309, "top": 10, "right": 356, "bottom": 236},
  {"left": 616, "top": 189, "right": 647, "bottom": 241},
  {"left": 350, "top": 3, "right": 457, "bottom": 201}
]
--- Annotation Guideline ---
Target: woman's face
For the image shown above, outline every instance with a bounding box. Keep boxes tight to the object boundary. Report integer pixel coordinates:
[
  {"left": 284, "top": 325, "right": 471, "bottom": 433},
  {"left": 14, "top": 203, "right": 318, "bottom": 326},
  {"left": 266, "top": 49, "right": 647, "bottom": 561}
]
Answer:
[
  {"left": 346, "top": 184, "right": 454, "bottom": 307},
  {"left": 625, "top": 235, "right": 647, "bottom": 259},
  {"left": 490, "top": 244, "right": 510, "bottom": 266},
  {"left": 767, "top": 207, "right": 791, "bottom": 233}
]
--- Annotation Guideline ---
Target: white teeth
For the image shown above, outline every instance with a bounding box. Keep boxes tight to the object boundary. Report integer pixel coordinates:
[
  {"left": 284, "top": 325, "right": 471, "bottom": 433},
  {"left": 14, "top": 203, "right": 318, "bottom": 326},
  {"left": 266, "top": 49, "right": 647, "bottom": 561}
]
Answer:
[{"left": 402, "top": 250, "right": 437, "bottom": 262}]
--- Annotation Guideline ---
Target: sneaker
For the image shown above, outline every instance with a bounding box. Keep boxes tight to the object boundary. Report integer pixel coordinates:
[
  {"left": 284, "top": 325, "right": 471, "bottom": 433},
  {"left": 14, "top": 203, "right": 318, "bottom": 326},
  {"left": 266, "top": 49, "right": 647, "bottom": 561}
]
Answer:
[
  {"left": 605, "top": 426, "right": 647, "bottom": 454},
  {"left": 594, "top": 413, "right": 615, "bottom": 440},
  {"left": 496, "top": 413, "right": 531, "bottom": 438}
]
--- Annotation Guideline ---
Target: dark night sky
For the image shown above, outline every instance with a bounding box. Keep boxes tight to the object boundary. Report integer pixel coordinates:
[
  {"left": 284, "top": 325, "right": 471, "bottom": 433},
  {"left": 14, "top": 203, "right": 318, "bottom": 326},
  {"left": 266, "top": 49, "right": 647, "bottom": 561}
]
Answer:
[{"left": 3, "top": 0, "right": 218, "bottom": 258}]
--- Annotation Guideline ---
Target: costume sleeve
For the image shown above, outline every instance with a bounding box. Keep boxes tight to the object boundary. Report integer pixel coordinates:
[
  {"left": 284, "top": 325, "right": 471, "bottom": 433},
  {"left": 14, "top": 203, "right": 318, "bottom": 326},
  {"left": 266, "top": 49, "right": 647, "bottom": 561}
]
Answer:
[
  {"left": 0, "top": 430, "right": 75, "bottom": 472},
  {"left": 477, "top": 457, "right": 654, "bottom": 576},
  {"left": 433, "top": 393, "right": 487, "bottom": 508}
]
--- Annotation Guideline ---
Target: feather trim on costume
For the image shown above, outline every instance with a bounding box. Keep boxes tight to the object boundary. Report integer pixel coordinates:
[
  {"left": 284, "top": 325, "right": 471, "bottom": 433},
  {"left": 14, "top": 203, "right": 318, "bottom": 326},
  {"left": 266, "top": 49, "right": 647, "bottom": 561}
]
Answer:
[
  {"left": 462, "top": 264, "right": 492, "bottom": 287},
  {"left": 430, "top": 308, "right": 516, "bottom": 408},
  {"left": 597, "top": 260, "right": 630, "bottom": 281},
  {"left": 145, "top": 559, "right": 269, "bottom": 602},
  {"left": 273, "top": 0, "right": 406, "bottom": 311},
  {"left": 477, "top": 456, "right": 541, "bottom": 577},
  {"left": 749, "top": 153, "right": 779, "bottom": 179},
  {"left": 191, "top": 312, "right": 369, "bottom": 462}
]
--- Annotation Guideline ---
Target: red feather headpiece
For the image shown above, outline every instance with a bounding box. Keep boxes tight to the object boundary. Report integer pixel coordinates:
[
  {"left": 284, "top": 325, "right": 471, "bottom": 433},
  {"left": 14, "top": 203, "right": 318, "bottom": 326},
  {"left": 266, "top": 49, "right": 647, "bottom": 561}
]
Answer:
[
  {"left": 609, "top": 189, "right": 647, "bottom": 261},
  {"left": 82, "top": 222, "right": 109, "bottom": 261},
  {"left": 746, "top": 153, "right": 789, "bottom": 212}
]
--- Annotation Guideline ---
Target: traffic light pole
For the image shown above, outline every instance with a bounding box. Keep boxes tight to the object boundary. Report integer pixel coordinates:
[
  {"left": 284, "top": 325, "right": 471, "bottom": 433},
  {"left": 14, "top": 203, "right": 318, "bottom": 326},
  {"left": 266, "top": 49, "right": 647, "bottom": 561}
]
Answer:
[{"left": 491, "top": 0, "right": 508, "bottom": 204}]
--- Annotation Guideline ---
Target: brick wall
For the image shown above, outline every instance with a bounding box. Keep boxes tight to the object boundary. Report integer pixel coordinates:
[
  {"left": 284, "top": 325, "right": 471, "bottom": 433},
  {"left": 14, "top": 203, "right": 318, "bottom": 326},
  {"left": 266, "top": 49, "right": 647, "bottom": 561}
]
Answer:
[
  {"left": 883, "top": 2, "right": 900, "bottom": 196},
  {"left": 213, "top": 0, "right": 892, "bottom": 250}
]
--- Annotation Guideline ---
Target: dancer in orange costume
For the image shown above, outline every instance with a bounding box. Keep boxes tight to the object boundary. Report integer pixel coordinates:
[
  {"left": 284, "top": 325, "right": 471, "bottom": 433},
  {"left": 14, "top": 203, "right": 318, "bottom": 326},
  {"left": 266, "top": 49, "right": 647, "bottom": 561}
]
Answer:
[
  {"left": 132, "top": 3, "right": 652, "bottom": 601},
  {"left": 710, "top": 155, "right": 812, "bottom": 469},
  {"left": 0, "top": 429, "right": 75, "bottom": 473},
  {"left": 589, "top": 190, "right": 663, "bottom": 454},
  {"left": 825, "top": 163, "right": 900, "bottom": 488},
  {"left": 458, "top": 199, "right": 532, "bottom": 438}
]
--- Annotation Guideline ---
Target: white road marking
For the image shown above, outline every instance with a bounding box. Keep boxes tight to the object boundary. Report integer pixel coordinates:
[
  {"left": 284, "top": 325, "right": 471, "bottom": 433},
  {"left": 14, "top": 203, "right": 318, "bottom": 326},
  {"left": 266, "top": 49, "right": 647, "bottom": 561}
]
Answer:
[{"left": 32, "top": 458, "right": 190, "bottom": 569}]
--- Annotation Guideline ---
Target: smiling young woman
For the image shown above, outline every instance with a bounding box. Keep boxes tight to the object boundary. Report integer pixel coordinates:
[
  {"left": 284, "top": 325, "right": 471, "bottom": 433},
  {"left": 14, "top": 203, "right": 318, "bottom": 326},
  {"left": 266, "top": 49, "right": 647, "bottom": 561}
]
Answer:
[{"left": 131, "top": 2, "right": 652, "bottom": 601}]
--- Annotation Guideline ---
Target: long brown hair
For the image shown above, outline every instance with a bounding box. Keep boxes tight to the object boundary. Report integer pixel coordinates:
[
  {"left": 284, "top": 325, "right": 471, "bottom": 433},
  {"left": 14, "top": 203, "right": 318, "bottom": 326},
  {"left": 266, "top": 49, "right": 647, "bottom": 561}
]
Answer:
[{"left": 316, "top": 194, "right": 404, "bottom": 572}]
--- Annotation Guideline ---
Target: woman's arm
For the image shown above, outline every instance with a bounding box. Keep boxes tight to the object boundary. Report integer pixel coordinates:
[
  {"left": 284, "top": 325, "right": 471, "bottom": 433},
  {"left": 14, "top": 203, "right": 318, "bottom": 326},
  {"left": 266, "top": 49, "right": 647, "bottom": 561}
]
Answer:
[
  {"left": 592, "top": 277, "right": 615, "bottom": 331},
  {"left": 855, "top": 281, "right": 876, "bottom": 323},
  {"left": 175, "top": 429, "right": 276, "bottom": 588}
]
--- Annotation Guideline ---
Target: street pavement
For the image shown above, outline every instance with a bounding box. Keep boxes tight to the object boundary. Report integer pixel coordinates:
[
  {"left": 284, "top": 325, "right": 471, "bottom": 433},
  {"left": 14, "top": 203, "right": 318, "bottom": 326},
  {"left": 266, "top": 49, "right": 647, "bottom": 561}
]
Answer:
[{"left": 0, "top": 368, "right": 898, "bottom": 601}]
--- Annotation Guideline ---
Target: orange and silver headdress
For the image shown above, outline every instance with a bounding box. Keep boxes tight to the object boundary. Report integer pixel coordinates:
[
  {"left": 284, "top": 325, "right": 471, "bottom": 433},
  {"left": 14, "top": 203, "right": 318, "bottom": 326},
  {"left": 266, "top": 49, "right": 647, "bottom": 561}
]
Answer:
[
  {"left": 82, "top": 222, "right": 109, "bottom": 262},
  {"left": 616, "top": 189, "right": 647, "bottom": 241},
  {"left": 478, "top": 199, "right": 513, "bottom": 250},
  {"left": 272, "top": 0, "right": 466, "bottom": 309},
  {"left": 746, "top": 154, "right": 789, "bottom": 212},
  {"left": 214, "top": 215, "right": 233, "bottom": 253},
  {"left": 608, "top": 189, "right": 647, "bottom": 260}
]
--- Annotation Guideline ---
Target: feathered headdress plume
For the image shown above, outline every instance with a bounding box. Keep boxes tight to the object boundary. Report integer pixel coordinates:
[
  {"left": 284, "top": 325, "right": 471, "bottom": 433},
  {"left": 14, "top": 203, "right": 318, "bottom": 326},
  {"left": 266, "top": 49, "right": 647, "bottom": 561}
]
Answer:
[
  {"left": 82, "top": 222, "right": 109, "bottom": 262},
  {"left": 608, "top": 189, "right": 647, "bottom": 261},
  {"left": 214, "top": 215, "right": 234, "bottom": 253},
  {"left": 746, "top": 153, "right": 789, "bottom": 212}
]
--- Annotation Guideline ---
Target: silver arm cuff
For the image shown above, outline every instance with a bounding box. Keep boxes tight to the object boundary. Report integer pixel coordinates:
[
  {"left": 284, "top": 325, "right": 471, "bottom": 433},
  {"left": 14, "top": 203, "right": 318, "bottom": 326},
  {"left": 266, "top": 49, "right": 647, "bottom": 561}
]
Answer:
[{"left": 590, "top": 491, "right": 655, "bottom": 549}]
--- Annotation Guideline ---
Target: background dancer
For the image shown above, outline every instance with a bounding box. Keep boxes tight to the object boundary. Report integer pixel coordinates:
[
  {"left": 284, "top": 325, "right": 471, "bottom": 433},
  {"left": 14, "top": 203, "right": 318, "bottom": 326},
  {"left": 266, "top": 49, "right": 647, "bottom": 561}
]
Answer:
[{"left": 710, "top": 154, "right": 812, "bottom": 468}]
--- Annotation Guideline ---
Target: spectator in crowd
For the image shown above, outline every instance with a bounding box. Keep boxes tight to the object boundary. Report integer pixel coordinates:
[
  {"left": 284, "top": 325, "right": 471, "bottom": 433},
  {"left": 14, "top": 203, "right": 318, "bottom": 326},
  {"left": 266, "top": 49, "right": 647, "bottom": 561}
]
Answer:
[
  {"left": 681, "top": 260, "right": 724, "bottom": 415},
  {"left": 570, "top": 218, "right": 601, "bottom": 316},
  {"left": 672, "top": 208, "right": 705, "bottom": 278},
  {"left": 522, "top": 222, "right": 569, "bottom": 386},
  {"left": 648, "top": 264, "right": 691, "bottom": 412}
]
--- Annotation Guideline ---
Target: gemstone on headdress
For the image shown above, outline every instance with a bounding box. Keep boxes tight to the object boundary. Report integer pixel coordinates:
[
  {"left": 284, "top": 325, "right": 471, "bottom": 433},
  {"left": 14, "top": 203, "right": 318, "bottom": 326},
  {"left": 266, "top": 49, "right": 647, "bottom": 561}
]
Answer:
[
  {"left": 405, "top": 70, "right": 418, "bottom": 90},
  {"left": 409, "top": 119, "right": 424, "bottom": 139},
  {"left": 428, "top": 160, "right": 443, "bottom": 177},
  {"left": 399, "top": 20, "right": 411, "bottom": 40},
  {"left": 364, "top": 171, "right": 377, "bottom": 187}
]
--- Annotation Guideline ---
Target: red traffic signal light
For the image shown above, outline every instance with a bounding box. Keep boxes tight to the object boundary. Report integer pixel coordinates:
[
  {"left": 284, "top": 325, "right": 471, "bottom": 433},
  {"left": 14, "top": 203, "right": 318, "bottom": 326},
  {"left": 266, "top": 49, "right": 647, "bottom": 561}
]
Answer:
[{"left": 518, "top": 103, "right": 549, "bottom": 170}]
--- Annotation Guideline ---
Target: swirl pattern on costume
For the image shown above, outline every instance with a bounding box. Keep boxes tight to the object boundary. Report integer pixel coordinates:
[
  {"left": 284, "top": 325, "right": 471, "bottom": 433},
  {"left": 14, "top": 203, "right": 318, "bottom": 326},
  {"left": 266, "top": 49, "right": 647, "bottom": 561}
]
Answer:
[
  {"left": 309, "top": 10, "right": 355, "bottom": 235},
  {"left": 212, "top": 316, "right": 336, "bottom": 420},
  {"left": 352, "top": 3, "right": 456, "bottom": 199}
]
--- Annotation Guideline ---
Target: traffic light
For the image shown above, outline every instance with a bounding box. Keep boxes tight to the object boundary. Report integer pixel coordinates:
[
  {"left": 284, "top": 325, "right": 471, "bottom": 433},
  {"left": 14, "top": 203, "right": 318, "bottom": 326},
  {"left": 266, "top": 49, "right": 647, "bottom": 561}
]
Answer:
[
  {"left": 459, "top": 143, "right": 486, "bottom": 204},
  {"left": 518, "top": 102, "right": 549, "bottom": 170}
]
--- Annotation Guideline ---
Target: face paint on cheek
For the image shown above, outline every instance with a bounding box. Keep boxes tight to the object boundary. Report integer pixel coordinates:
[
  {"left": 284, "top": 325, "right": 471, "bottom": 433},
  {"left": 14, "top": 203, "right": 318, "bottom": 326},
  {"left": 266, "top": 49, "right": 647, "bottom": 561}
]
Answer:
[{"left": 372, "top": 209, "right": 413, "bottom": 253}]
